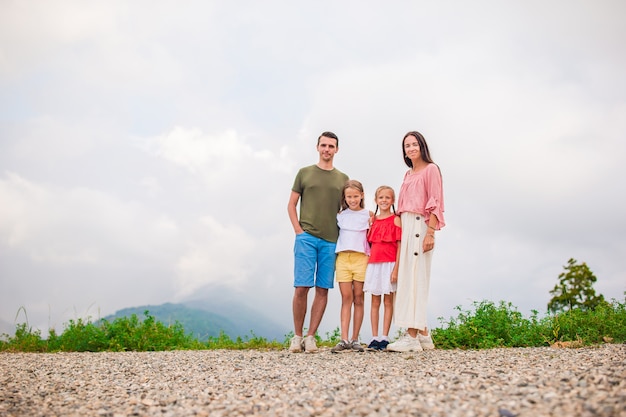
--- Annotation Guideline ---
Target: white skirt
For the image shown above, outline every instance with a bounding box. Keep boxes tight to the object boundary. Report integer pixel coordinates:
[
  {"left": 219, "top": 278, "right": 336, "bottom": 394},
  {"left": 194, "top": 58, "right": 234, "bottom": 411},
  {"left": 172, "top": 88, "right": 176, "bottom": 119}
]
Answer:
[
  {"left": 393, "top": 212, "right": 433, "bottom": 331},
  {"left": 364, "top": 262, "right": 397, "bottom": 295}
]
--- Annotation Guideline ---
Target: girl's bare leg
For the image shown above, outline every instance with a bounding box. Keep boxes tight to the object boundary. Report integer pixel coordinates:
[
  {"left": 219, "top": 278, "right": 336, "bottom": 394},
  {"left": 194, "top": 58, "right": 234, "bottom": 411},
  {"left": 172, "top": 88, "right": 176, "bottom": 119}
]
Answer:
[
  {"left": 370, "top": 295, "right": 381, "bottom": 338},
  {"left": 351, "top": 281, "right": 365, "bottom": 341},
  {"left": 382, "top": 293, "right": 394, "bottom": 337},
  {"left": 338, "top": 282, "right": 354, "bottom": 341}
]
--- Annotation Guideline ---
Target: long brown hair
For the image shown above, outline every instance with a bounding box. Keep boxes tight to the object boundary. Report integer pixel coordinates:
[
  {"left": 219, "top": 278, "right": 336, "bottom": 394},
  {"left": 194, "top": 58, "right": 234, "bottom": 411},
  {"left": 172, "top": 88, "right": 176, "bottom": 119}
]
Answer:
[
  {"left": 341, "top": 179, "right": 365, "bottom": 211},
  {"left": 402, "top": 131, "right": 434, "bottom": 168}
]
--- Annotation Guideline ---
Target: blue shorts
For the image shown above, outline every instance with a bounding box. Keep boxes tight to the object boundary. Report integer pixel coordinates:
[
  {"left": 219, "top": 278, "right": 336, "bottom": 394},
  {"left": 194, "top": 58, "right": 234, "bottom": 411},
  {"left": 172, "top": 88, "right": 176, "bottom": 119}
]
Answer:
[{"left": 293, "top": 232, "right": 336, "bottom": 289}]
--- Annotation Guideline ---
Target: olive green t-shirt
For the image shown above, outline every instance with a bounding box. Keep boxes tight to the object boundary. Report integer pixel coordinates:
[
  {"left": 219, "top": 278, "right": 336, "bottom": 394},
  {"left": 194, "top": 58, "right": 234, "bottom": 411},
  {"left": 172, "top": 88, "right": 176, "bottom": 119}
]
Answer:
[{"left": 292, "top": 165, "right": 349, "bottom": 243}]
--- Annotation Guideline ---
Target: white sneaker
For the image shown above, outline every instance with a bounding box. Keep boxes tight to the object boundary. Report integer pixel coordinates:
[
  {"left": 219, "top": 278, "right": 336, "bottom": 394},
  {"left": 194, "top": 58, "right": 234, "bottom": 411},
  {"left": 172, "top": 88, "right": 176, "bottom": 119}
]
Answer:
[
  {"left": 289, "top": 335, "right": 303, "bottom": 353},
  {"left": 418, "top": 333, "right": 435, "bottom": 350},
  {"left": 386, "top": 333, "right": 423, "bottom": 352},
  {"left": 304, "top": 335, "right": 319, "bottom": 353}
]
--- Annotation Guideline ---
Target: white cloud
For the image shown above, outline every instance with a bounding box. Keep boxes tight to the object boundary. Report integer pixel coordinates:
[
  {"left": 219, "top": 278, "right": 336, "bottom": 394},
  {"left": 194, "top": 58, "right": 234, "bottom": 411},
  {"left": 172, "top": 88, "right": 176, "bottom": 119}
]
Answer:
[
  {"left": 9, "top": 115, "right": 97, "bottom": 160},
  {"left": 0, "top": 1, "right": 125, "bottom": 79},
  {"left": 1, "top": 1, "right": 625, "bottom": 341},
  {"left": 140, "top": 126, "right": 296, "bottom": 182},
  {"left": 0, "top": 172, "right": 180, "bottom": 265},
  {"left": 137, "top": 176, "right": 162, "bottom": 198},
  {"left": 174, "top": 215, "right": 256, "bottom": 298}
]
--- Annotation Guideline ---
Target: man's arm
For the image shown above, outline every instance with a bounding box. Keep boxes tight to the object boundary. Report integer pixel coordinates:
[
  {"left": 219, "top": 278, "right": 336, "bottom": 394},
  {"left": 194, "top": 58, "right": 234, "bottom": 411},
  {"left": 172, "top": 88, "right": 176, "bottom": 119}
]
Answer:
[{"left": 288, "top": 191, "right": 303, "bottom": 234}]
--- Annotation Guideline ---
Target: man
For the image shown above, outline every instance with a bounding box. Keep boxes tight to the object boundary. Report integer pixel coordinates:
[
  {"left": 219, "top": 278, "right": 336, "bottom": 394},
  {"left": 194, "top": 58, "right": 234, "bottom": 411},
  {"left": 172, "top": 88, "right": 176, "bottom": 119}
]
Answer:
[{"left": 287, "top": 131, "right": 349, "bottom": 353}]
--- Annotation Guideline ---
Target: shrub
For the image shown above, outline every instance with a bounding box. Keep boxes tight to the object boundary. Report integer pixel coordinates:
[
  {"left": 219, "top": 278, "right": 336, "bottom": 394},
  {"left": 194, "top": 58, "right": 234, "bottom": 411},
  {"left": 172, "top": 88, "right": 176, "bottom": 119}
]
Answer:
[
  {"left": 0, "top": 323, "right": 47, "bottom": 352},
  {"left": 434, "top": 297, "right": 626, "bottom": 349},
  {"left": 101, "top": 311, "right": 197, "bottom": 351},
  {"left": 550, "top": 298, "right": 626, "bottom": 344},
  {"left": 47, "top": 318, "right": 108, "bottom": 352},
  {"left": 3, "top": 297, "right": 624, "bottom": 352},
  {"left": 433, "top": 300, "right": 546, "bottom": 349}
]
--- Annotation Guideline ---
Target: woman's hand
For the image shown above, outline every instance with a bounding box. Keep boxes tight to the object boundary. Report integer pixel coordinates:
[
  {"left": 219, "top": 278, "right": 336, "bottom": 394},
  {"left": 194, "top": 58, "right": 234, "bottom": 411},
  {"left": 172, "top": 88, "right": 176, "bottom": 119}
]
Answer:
[{"left": 423, "top": 234, "right": 435, "bottom": 252}]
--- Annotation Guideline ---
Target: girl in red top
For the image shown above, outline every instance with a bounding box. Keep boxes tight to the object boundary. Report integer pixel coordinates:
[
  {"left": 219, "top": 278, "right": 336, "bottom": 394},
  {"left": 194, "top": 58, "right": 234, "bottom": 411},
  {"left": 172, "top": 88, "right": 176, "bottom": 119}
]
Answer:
[{"left": 364, "top": 186, "right": 402, "bottom": 350}]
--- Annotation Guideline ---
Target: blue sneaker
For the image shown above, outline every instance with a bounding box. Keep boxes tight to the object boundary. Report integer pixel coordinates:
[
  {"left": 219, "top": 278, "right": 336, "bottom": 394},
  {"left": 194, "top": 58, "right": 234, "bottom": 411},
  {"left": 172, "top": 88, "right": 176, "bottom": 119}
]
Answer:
[
  {"left": 377, "top": 340, "right": 389, "bottom": 350},
  {"left": 367, "top": 340, "right": 380, "bottom": 350}
]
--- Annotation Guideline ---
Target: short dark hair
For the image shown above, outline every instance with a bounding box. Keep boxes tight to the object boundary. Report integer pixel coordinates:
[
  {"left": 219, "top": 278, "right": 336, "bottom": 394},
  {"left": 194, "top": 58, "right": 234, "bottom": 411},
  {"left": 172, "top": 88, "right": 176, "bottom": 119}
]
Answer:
[{"left": 318, "top": 131, "right": 339, "bottom": 147}]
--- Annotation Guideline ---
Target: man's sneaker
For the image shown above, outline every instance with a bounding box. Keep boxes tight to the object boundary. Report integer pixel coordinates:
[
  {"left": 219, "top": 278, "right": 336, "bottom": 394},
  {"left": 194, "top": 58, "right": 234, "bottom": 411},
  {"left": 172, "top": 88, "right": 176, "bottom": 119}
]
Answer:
[
  {"left": 367, "top": 340, "right": 380, "bottom": 350},
  {"left": 304, "top": 335, "right": 319, "bottom": 353},
  {"left": 331, "top": 340, "right": 351, "bottom": 353},
  {"left": 386, "top": 333, "right": 423, "bottom": 352},
  {"left": 418, "top": 333, "right": 435, "bottom": 350},
  {"left": 377, "top": 340, "right": 389, "bottom": 350},
  {"left": 350, "top": 340, "right": 364, "bottom": 352},
  {"left": 289, "top": 335, "right": 304, "bottom": 353}
]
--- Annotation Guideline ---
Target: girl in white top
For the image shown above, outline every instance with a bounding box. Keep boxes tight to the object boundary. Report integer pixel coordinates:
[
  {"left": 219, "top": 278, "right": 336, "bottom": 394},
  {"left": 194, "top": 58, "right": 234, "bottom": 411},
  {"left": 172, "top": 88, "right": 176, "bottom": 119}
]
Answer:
[{"left": 331, "top": 180, "right": 373, "bottom": 353}]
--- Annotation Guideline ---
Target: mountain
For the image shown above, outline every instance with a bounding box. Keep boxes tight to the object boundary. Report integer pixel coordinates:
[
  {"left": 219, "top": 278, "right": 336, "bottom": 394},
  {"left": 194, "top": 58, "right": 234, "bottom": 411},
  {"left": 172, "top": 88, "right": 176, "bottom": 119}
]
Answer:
[
  {"left": 103, "top": 300, "right": 288, "bottom": 342},
  {"left": 180, "top": 284, "right": 290, "bottom": 340}
]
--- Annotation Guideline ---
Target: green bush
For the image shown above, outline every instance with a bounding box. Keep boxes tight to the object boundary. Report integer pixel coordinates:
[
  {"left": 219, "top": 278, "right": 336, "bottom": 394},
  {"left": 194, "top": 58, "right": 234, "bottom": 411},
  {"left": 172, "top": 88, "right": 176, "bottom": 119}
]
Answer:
[
  {"left": 206, "top": 331, "right": 284, "bottom": 350},
  {"left": 1, "top": 323, "right": 48, "bottom": 352},
  {"left": 550, "top": 298, "right": 626, "bottom": 344},
  {"left": 433, "top": 300, "right": 551, "bottom": 349},
  {"left": 434, "top": 297, "right": 626, "bottom": 349},
  {"left": 101, "top": 311, "right": 197, "bottom": 351},
  {"left": 2, "top": 297, "right": 624, "bottom": 352},
  {"left": 47, "top": 318, "right": 108, "bottom": 351},
  {"left": 1, "top": 311, "right": 200, "bottom": 352}
]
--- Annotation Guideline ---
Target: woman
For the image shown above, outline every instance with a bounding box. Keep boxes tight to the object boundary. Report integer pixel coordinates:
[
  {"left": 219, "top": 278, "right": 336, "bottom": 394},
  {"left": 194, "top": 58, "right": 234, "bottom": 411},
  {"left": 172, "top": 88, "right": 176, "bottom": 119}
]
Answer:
[{"left": 386, "top": 131, "right": 445, "bottom": 352}]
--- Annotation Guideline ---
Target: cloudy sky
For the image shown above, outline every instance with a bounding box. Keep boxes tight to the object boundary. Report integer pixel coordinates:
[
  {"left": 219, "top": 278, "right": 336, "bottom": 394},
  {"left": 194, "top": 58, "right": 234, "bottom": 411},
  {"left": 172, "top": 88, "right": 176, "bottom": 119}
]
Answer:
[{"left": 1, "top": 1, "right": 624, "bottom": 341}]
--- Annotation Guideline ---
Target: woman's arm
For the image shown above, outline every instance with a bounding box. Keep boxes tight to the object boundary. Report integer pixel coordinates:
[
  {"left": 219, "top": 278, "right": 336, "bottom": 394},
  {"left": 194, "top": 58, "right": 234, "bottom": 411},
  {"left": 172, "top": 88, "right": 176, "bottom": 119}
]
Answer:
[
  {"left": 391, "top": 215, "right": 402, "bottom": 283},
  {"left": 423, "top": 213, "right": 437, "bottom": 253}
]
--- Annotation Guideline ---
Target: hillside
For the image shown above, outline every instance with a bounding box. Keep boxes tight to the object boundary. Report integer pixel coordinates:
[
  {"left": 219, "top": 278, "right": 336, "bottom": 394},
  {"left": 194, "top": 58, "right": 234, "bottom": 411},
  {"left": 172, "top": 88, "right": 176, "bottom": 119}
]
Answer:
[{"left": 103, "top": 301, "right": 287, "bottom": 342}]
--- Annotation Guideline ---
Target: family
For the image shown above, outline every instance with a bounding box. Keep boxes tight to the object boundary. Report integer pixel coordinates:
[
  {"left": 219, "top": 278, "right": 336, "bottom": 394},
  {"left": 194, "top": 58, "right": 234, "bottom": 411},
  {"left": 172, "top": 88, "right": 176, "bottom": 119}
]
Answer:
[{"left": 287, "top": 131, "right": 445, "bottom": 353}]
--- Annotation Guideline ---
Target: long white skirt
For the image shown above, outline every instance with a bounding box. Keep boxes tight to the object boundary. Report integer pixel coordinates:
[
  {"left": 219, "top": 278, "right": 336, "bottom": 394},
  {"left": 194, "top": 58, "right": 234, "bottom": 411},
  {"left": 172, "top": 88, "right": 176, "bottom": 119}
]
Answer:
[{"left": 393, "top": 212, "right": 433, "bottom": 331}]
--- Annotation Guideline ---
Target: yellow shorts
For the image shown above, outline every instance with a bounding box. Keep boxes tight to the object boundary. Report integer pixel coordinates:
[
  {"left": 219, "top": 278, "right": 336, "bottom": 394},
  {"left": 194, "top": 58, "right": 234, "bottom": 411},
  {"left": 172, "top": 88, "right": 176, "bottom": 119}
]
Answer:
[{"left": 335, "top": 252, "right": 368, "bottom": 283}]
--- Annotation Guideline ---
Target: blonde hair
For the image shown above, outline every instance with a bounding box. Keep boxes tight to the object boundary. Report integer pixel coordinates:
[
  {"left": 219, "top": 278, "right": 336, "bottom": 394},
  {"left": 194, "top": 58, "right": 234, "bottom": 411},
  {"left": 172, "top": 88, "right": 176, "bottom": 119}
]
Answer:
[
  {"left": 373, "top": 185, "right": 396, "bottom": 216},
  {"left": 341, "top": 179, "right": 365, "bottom": 210}
]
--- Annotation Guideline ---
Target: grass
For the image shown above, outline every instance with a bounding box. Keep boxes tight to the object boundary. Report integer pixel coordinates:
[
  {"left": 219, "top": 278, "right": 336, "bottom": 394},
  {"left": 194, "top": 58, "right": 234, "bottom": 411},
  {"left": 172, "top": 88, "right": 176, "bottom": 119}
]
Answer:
[{"left": 1, "top": 297, "right": 624, "bottom": 352}]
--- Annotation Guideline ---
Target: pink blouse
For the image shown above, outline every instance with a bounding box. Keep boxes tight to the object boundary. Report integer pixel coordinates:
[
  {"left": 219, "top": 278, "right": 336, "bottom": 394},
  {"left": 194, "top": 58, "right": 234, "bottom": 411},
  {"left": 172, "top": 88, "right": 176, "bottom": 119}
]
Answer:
[{"left": 397, "top": 163, "right": 445, "bottom": 230}]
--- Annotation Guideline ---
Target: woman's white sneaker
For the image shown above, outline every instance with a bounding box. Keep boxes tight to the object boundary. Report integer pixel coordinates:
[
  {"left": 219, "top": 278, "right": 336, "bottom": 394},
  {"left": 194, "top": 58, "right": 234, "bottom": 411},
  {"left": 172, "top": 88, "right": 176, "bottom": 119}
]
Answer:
[
  {"left": 418, "top": 333, "right": 435, "bottom": 350},
  {"left": 386, "top": 333, "right": 423, "bottom": 352}
]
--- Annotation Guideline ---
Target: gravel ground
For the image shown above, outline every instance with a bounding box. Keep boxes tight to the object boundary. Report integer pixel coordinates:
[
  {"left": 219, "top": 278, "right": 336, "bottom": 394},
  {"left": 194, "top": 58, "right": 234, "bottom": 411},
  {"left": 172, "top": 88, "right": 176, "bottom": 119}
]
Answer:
[{"left": 1, "top": 344, "right": 624, "bottom": 417}]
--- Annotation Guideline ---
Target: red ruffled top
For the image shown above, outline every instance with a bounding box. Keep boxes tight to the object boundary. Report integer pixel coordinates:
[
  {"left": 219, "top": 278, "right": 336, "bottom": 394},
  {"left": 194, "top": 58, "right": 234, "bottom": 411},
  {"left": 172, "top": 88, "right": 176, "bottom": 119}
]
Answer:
[{"left": 367, "top": 215, "right": 402, "bottom": 263}]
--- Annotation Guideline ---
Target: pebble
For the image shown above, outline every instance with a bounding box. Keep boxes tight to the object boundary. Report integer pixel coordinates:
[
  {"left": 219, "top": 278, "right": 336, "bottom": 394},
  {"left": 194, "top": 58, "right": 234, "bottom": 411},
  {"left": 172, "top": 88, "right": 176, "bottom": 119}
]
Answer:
[{"left": 0, "top": 344, "right": 624, "bottom": 416}]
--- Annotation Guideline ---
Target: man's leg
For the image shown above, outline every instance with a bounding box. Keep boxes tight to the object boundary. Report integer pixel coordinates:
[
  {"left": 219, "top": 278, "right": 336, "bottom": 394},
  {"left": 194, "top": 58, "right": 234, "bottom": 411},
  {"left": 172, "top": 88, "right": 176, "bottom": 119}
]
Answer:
[
  {"left": 306, "top": 286, "right": 328, "bottom": 337},
  {"left": 292, "top": 286, "right": 310, "bottom": 337},
  {"left": 307, "top": 236, "right": 335, "bottom": 337},
  {"left": 293, "top": 233, "right": 316, "bottom": 337}
]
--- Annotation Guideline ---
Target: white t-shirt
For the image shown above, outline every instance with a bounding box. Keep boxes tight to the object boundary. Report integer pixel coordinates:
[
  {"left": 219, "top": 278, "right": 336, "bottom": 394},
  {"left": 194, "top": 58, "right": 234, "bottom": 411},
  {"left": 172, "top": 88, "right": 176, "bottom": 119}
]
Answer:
[{"left": 335, "top": 208, "right": 371, "bottom": 255}]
